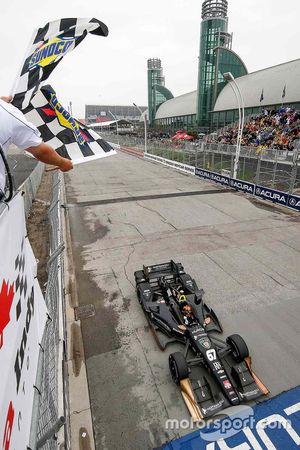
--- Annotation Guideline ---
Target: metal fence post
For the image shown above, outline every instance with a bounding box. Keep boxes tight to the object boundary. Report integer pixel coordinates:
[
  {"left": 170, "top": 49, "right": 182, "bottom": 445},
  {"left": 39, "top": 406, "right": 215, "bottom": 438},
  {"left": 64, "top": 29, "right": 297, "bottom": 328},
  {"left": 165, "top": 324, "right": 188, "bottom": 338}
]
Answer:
[
  {"left": 289, "top": 147, "right": 299, "bottom": 194},
  {"left": 230, "top": 154, "right": 234, "bottom": 178},
  {"left": 36, "top": 417, "right": 66, "bottom": 449},
  {"left": 242, "top": 156, "right": 246, "bottom": 180},
  {"left": 271, "top": 148, "right": 279, "bottom": 189},
  {"left": 255, "top": 152, "right": 262, "bottom": 185}
]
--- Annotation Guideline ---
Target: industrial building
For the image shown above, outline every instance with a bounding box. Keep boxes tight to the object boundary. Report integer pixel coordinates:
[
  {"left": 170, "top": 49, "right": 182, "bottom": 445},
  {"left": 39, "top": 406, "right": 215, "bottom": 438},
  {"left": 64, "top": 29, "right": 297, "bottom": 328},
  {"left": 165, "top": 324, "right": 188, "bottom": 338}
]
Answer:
[{"left": 85, "top": 104, "right": 147, "bottom": 125}]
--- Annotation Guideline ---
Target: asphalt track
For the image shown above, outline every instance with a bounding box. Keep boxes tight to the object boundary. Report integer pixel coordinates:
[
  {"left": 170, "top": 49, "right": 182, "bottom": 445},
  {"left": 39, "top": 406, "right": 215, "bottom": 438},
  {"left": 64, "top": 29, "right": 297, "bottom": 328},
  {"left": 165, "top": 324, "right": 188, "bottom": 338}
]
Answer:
[{"left": 65, "top": 151, "right": 300, "bottom": 450}]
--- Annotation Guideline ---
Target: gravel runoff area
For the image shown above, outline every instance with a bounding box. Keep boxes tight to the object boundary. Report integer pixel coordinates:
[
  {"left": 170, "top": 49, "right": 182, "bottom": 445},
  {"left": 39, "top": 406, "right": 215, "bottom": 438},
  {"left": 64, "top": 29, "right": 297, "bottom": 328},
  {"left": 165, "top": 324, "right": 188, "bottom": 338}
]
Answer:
[{"left": 64, "top": 150, "right": 300, "bottom": 450}]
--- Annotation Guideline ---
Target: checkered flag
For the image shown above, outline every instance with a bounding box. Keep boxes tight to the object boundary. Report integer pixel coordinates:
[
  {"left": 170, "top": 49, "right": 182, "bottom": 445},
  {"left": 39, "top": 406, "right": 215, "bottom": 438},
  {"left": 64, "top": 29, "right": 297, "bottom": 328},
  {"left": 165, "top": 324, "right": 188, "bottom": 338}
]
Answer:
[
  {"left": 14, "top": 239, "right": 28, "bottom": 322},
  {"left": 23, "top": 85, "right": 116, "bottom": 164},
  {"left": 12, "top": 18, "right": 108, "bottom": 110}
]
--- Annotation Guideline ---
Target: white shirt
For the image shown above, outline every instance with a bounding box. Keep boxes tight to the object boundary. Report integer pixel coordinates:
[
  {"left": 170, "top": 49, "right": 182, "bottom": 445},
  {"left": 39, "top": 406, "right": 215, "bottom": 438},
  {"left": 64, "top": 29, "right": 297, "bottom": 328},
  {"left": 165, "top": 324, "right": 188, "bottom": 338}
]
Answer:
[{"left": 0, "top": 99, "right": 42, "bottom": 193}]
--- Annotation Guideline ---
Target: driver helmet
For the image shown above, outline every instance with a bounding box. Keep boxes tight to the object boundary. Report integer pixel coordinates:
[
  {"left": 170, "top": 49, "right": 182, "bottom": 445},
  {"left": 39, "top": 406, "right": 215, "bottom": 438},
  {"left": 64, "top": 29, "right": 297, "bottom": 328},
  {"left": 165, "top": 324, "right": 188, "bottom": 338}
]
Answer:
[{"left": 182, "top": 304, "right": 193, "bottom": 316}]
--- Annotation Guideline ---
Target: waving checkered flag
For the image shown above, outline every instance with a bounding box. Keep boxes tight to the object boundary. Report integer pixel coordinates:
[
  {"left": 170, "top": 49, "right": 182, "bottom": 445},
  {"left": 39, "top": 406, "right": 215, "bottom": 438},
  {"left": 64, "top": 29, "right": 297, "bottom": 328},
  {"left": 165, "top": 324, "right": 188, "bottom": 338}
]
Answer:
[
  {"left": 12, "top": 18, "right": 108, "bottom": 110},
  {"left": 23, "top": 85, "right": 116, "bottom": 164}
]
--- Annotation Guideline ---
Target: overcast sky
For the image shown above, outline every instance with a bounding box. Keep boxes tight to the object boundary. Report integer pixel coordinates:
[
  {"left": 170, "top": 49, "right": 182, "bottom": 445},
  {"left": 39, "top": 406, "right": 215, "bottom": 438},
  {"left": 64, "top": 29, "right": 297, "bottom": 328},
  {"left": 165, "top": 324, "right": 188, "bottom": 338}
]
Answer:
[{"left": 1, "top": 0, "right": 299, "bottom": 118}]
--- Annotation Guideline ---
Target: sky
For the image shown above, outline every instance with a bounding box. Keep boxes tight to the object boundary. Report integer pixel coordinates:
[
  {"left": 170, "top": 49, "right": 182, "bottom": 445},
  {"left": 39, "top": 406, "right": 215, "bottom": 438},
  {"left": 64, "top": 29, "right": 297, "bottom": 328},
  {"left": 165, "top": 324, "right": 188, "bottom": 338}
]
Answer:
[{"left": 0, "top": 0, "right": 299, "bottom": 118}]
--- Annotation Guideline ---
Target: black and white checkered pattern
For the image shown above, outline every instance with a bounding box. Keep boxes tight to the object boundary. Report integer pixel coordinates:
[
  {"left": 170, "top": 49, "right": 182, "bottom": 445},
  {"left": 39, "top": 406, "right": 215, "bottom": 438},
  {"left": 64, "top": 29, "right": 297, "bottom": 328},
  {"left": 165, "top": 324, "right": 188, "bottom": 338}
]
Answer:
[
  {"left": 12, "top": 18, "right": 108, "bottom": 110},
  {"left": 23, "top": 85, "right": 116, "bottom": 163},
  {"left": 15, "top": 239, "right": 27, "bottom": 321}
]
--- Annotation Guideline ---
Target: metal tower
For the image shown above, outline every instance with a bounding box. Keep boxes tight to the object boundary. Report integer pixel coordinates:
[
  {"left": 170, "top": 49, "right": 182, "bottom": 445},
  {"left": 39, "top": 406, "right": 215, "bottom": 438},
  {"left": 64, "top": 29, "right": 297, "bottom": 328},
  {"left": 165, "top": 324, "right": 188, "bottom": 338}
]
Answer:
[
  {"left": 196, "top": 0, "right": 230, "bottom": 131},
  {"left": 147, "top": 58, "right": 165, "bottom": 127}
]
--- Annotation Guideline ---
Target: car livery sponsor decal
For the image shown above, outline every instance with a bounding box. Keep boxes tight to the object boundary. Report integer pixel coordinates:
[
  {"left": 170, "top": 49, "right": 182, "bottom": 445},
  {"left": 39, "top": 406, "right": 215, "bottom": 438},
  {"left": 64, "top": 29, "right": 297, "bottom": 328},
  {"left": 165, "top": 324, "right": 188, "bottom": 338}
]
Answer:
[
  {"left": 213, "top": 361, "right": 222, "bottom": 371},
  {"left": 199, "top": 338, "right": 211, "bottom": 349},
  {"left": 223, "top": 379, "right": 232, "bottom": 390},
  {"left": 202, "top": 399, "right": 225, "bottom": 416}
]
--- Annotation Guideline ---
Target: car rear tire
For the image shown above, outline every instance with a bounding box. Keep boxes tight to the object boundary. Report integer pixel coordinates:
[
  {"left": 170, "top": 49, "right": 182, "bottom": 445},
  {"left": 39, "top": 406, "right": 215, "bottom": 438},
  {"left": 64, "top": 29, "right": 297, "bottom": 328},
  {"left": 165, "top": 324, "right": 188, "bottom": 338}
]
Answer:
[
  {"left": 226, "top": 334, "right": 249, "bottom": 363},
  {"left": 134, "top": 270, "right": 146, "bottom": 284},
  {"left": 169, "top": 352, "right": 189, "bottom": 385}
]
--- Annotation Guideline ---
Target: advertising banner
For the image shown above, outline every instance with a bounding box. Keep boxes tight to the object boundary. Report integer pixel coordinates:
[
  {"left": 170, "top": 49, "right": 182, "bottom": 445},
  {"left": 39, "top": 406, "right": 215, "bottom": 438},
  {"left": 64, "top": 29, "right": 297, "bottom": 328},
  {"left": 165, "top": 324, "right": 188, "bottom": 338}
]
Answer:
[
  {"left": 0, "top": 193, "right": 48, "bottom": 450},
  {"left": 255, "top": 185, "right": 289, "bottom": 206},
  {"left": 145, "top": 154, "right": 195, "bottom": 175},
  {"left": 195, "top": 168, "right": 230, "bottom": 186},
  {"left": 229, "top": 178, "right": 255, "bottom": 195},
  {"left": 287, "top": 194, "right": 300, "bottom": 212}
]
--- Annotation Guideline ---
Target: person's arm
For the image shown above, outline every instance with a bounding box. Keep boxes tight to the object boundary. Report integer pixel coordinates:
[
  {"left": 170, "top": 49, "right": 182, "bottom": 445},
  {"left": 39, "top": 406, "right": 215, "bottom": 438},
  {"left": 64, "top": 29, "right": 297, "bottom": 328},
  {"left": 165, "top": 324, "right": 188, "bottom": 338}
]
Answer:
[
  {"left": 1, "top": 94, "right": 72, "bottom": 172},
  {"left": 0, "top": 95, "right": 12, "bottom": 103},
  {"left": 27, "top": 143, "right": 73, "bottom": 172}
]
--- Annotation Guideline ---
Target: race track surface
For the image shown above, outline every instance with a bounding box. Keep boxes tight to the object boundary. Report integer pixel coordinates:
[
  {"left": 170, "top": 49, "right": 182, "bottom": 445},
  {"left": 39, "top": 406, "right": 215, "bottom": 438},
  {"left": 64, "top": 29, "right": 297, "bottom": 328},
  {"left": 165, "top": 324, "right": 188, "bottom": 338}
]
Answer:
[{"left": 65, "top": 151, "right": 300, "bottom": 450}]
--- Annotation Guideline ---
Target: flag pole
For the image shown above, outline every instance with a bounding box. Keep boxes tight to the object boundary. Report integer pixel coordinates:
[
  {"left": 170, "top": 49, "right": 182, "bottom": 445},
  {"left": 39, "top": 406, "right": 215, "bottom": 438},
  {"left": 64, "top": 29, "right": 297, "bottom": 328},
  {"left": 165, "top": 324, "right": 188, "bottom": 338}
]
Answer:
[{"left": 10, "top": 29, "right": 37, "bottom": 98}]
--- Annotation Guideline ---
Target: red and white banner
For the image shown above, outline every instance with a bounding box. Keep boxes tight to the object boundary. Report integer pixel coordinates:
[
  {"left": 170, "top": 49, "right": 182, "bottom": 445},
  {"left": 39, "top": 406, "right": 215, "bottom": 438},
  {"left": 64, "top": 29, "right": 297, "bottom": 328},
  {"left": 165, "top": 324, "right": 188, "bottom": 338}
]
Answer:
[{"left": 0, "top": 193, "right": 48, "bottom": 450}]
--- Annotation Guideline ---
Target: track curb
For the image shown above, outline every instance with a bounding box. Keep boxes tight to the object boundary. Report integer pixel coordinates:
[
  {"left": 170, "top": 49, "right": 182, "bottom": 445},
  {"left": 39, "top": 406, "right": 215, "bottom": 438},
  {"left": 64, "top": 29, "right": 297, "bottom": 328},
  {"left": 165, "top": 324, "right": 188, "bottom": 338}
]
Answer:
[{"left": 60, "top": 175, "right": 96, "bottom": 450}]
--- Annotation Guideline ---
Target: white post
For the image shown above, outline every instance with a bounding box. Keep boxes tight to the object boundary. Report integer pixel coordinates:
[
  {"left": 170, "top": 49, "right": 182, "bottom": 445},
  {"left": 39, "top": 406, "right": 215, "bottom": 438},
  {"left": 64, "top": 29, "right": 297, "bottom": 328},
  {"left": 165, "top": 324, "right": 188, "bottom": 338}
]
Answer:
[
  {"left": 223, "top": 72, "right": 244, "bottom": 179},
  {"left": 143, "top": 112, "right": 147, "bottom": 154},
  {"left": 108, "top": 110, "right": 119, "bottom": 146},
  {"left": 133, "top": 103, "right": 147, "bottom": 154},
  {"left": 233, "top": 78, "right": 244, "bottom": 179}
]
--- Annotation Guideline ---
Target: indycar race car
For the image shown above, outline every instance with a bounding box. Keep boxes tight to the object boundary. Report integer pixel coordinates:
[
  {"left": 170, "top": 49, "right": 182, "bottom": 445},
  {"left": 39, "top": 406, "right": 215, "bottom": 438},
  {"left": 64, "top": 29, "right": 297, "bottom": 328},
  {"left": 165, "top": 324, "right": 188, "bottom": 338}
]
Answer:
[{"left": 134, "top": 261, "right": 269, "bottom": 419}]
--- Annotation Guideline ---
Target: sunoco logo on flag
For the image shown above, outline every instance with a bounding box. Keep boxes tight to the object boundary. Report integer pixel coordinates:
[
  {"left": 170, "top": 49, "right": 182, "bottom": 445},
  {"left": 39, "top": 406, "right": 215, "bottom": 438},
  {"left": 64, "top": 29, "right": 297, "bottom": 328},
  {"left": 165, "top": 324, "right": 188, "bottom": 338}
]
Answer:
[
  {"left": 12, "top": 17, "right": 109, "bottom": 110},
  {"left": 23, "top": 85, "right": 116, "bottom": 164},
  {"left": 49, "top": 93, "right": 86, "bottom": 146},
  {"left": 28, "top": 37, "right": 75, "bottom": 70}
]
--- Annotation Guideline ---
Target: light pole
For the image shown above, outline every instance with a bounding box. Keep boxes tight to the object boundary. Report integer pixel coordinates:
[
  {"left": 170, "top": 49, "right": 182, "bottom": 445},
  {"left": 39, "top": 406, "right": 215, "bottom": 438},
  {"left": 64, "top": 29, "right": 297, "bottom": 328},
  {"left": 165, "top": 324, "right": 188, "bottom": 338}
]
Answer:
[
  {"left": 223, "top": 72, "right": 245, "bottom": 179},
  {"left": 108, "top": 110, "right": 119, "bottom": 145},
  {"left": 133, "top": 103, "right": 147, "bottom": 154}
]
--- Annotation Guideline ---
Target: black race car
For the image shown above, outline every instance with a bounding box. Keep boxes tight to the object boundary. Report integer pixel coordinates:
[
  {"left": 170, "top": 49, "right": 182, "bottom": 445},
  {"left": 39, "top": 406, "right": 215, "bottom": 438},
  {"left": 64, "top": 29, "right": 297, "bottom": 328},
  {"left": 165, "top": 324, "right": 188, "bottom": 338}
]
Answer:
[{"left": 134, "top": 260, "right": 269, "bottom": 419}]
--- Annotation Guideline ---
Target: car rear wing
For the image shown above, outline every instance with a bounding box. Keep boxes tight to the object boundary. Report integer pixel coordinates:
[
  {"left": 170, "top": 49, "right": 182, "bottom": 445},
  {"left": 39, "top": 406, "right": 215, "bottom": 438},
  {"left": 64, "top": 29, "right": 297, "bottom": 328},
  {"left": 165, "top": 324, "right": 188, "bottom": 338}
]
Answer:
[
  {"left": 143, "top": 260, "right": 184, "bottom": 278},
  {"left": 142, "top": 260, "right": 185, "bottom": 289}
]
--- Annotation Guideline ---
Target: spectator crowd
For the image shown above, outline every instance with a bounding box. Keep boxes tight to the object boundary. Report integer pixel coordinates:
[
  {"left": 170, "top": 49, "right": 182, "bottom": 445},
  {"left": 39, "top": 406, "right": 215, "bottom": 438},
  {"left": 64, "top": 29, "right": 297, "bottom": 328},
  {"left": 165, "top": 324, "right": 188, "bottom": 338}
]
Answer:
[{"left": 213, "top": 107, "right": 300, "bottom": 151}]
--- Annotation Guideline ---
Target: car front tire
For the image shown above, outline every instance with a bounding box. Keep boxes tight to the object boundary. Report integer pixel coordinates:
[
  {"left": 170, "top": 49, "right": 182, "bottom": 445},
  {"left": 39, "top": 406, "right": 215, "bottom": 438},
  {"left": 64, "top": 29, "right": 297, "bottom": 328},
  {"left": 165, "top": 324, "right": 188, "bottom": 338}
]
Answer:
[
  {"left": 169, "top": 352, "right": 189, "bottom": 384},
  {"left": 226, "top": 334, "right": 249, "bottom": 363}
]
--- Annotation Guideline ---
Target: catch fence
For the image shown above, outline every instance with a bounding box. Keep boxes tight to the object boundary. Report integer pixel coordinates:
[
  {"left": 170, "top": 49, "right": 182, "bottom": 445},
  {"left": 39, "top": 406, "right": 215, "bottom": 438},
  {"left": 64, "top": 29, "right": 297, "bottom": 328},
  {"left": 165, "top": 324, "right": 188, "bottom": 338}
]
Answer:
[
  {"left": 29, "top": 171, "right": 69, "bottom": 450},
  {"left": 103, "top": 133, "right": 300, "bottom": 195}
]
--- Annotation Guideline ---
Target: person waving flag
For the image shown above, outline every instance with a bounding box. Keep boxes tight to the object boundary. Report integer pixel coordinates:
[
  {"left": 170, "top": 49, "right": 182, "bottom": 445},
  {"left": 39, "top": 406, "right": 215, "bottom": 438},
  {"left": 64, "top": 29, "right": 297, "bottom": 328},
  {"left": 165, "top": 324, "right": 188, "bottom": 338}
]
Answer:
[{"left": 23, "top": 85, "right": 116, "bottom": 165}]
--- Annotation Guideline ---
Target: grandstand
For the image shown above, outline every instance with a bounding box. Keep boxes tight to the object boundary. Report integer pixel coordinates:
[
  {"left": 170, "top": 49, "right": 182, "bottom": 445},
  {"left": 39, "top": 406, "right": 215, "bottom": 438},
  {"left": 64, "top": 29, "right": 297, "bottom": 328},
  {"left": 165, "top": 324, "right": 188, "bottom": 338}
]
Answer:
[{"left": 211, "top": 105, "right": 300, "bottom": 151}]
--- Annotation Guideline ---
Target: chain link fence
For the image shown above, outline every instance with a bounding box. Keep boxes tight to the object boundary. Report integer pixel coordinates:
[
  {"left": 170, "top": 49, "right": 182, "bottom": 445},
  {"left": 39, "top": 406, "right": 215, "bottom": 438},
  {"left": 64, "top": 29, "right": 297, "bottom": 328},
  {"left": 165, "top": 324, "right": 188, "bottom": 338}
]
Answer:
[
  {"left": 29, "top": 171, "right": 70, "bottom": 450},
  {"left": 104, "top": 133, "right": 300, "bottom": 195}
]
